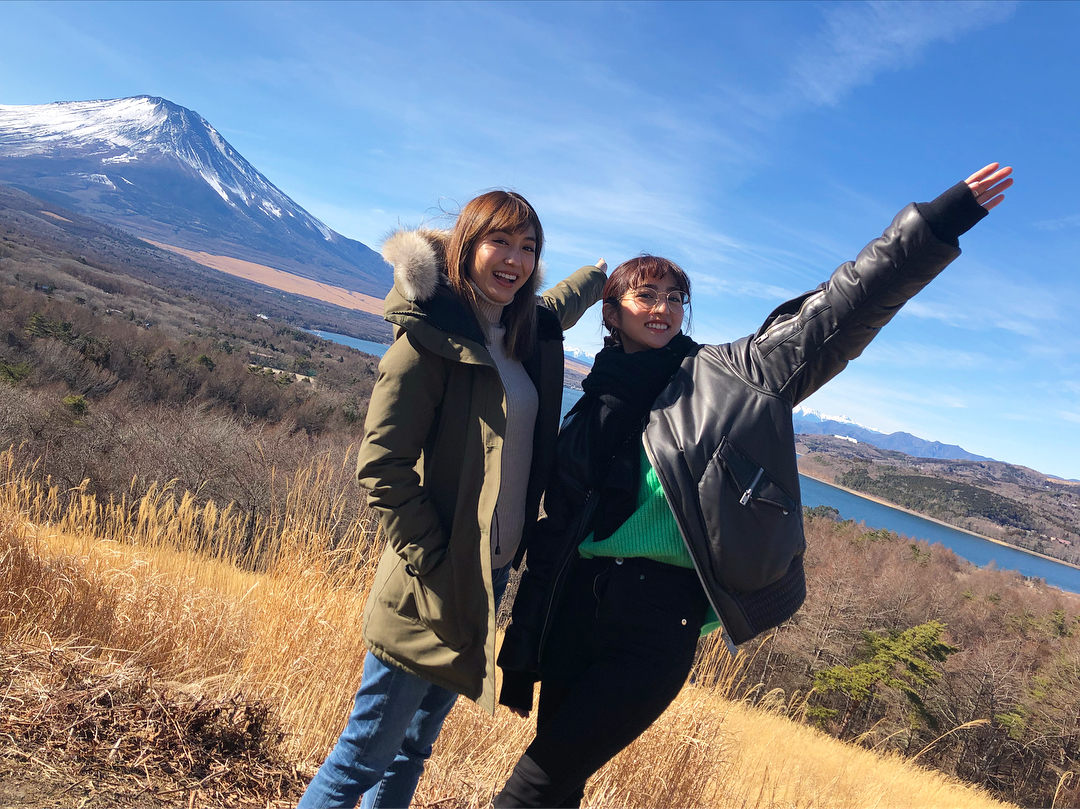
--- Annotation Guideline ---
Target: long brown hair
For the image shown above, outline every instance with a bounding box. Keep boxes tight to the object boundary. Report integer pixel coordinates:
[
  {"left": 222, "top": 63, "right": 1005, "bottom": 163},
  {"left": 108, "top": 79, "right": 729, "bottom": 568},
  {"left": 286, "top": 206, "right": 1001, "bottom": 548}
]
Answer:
[
  {"left": 444, "top": 190, "right": 544, "bottom": 361},
  {"left": 601, "top": 255, "right": 692, "bottom": 346}
]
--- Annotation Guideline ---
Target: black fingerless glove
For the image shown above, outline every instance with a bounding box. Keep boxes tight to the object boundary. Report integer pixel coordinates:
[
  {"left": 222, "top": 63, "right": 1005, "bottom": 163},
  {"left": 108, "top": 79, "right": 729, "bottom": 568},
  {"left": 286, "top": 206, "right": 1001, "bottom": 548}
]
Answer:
[{"left": 915, "top": 181, "right": 989, "bottom": 247}]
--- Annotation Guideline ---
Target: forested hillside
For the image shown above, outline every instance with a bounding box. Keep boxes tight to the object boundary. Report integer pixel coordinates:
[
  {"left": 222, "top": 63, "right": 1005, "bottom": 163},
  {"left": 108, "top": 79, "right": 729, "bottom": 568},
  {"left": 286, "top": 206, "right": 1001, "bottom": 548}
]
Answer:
[
  {"left": 744, "top": 509, "right": 1080, "bottom": 806},
  {"left": 1, "top": 184, "right": 384, "bottom": 519},
  {"left": 797, "top": 434, "right": 1080, "bottom": 565}
]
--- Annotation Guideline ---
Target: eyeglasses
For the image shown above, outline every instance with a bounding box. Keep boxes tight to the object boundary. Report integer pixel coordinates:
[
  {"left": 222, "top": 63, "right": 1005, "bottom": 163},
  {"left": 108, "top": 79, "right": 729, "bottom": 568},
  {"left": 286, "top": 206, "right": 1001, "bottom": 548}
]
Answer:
[{"left": 623, "top": 288, "right": 690, "bottom": 311}]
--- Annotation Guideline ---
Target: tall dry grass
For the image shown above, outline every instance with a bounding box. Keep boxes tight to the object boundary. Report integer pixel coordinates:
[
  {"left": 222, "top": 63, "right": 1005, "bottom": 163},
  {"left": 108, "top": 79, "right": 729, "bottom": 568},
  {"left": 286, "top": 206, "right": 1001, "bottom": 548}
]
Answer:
[
  {"left": 1, "top": 447, "right": 1017, "bottom": 807},
  {"left": 0, "top": 446, "right": 378, "bottom": 760}
]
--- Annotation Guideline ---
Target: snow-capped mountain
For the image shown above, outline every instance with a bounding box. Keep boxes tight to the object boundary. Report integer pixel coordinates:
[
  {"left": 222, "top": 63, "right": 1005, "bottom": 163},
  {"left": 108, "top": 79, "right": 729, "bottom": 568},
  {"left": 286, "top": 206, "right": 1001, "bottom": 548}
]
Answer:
[
  {"left": 792, "top": 405, "right": 864, "bottom": 428},
  {"left": 0, "top": 96, "right": 390, "bottom": 294},
  {"left": 791, "top": 405, "right": 991, "bottom": 462},
  {"left": 564, "top": 347, "right": 595, "bottom": 363}
]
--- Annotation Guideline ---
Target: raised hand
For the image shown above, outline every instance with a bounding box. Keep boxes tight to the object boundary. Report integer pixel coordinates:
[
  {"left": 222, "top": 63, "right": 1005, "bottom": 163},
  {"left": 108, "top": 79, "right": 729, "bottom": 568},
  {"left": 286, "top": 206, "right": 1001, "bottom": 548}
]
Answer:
[{"left": 966, "top": 163, "right": 1014, "bottom": 211}]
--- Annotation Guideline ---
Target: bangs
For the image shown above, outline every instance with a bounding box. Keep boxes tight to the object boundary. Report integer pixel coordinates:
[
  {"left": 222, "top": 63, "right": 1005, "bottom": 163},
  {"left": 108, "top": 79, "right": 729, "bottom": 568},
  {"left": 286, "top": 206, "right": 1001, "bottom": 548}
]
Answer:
[
  {"left": 606, "top": 256, "right": 691, "bottom": 298},
  {"left": 484, "top": 195, "right": 540, "bottom": 237}
]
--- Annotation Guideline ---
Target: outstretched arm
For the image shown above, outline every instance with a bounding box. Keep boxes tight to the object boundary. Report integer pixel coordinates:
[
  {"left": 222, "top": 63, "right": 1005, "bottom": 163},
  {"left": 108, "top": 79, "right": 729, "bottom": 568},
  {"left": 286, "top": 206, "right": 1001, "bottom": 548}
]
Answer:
[
  {"left": 540, "top": 259, "right": 608, "bottom": 330},
  {"left": 743, "top": 163, "right": 1015, "bottom": 404}
]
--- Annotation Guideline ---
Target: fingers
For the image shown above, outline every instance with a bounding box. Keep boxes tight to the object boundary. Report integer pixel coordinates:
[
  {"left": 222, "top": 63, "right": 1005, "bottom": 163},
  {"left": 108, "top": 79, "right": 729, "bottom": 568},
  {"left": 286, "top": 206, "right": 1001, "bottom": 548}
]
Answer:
[
  {"left": 976, "top": 176, "right": 1014, "bottom": 205},
  {"left": 965, "top": 162, "right": 1001, "bottom": 185},
  {"left": 966, "top": 163, "right": 1014, "bottom": 210},
  {"left": 596, "top": 258, "right": 608, "bottom": 272}
]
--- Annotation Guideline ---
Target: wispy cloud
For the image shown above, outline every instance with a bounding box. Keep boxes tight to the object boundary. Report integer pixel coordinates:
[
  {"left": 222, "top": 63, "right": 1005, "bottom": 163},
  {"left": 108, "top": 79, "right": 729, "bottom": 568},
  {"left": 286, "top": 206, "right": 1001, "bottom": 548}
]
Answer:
[
  {"left": 25, "top": 4, "right": 147, "bottom": 80},
  {"left": 900, "top": 298, "right": 1045, "bottom": 338},
  {"left": 898, "top": 264, "right": 1071, "bottom": 341},
  {"left": 784, "top": 1, "right": 1016, "bottom": 109},
  {"left": 1033, "top": 213, "right": 1080, "bottom": 231},
  {"left": 859, "top": 341, "right": 996, "bottom": 370}
]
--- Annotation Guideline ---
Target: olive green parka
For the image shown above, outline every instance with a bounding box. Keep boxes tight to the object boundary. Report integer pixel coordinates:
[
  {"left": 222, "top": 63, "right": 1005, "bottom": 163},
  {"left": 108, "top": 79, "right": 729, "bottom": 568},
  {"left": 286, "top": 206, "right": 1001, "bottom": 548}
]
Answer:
[{"left": 357, "top": 228, "right": 605, "bottom": 713}]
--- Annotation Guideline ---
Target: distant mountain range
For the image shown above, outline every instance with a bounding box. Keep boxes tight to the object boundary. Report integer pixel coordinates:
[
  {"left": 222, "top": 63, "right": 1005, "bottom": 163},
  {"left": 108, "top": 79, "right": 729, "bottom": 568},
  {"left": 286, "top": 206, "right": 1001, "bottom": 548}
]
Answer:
[
  {"left": 792, "top": 405, "right": 992, "bottom": 462},
  {"left": 0, "top": 96, "right": 391, "bottom": 295}
]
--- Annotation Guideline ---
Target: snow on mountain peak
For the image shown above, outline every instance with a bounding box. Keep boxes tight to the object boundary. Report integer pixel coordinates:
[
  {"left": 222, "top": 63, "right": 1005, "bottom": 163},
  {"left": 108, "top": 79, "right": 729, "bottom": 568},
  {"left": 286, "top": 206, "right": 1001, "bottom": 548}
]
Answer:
[
  {"left": 0, "top": 96, "right": 168, "bottom": 155},
  {"left": 792, "top": 404, "right": 865, "bottom": 428},
  {"left": 0, "top": 96, "right": 334, "bottom": 241},
  {"left": 564, "top": 347, "right": 596, "bottom": 362}
]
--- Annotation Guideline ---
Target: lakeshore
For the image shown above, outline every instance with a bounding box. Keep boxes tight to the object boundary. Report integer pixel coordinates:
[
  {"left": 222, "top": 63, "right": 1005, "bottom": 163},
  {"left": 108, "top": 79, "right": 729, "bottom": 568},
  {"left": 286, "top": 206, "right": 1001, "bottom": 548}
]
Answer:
[{"left": 799, "top": 471, "right": 1080, "bottom": 573}]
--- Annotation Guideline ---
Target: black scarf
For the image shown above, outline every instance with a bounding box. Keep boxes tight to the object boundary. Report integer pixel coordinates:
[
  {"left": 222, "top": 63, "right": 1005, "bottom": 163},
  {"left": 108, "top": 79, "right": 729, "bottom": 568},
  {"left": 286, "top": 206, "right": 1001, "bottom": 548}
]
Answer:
[{"left": 570, "top": 333, "right": 696, "bottom": 541}]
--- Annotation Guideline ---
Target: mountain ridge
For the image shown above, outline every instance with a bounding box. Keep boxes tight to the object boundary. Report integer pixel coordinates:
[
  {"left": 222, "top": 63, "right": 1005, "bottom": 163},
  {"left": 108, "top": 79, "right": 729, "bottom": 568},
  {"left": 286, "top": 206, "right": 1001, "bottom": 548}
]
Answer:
[
  {"left": 0, "top": 96, "right": 391, "bottom": 295},
  {"left": 792, "top": 404, "right": 991, "bottom": 462},
  {"left": 795, "top": 434, "right": 1080, "bottom": 565}
]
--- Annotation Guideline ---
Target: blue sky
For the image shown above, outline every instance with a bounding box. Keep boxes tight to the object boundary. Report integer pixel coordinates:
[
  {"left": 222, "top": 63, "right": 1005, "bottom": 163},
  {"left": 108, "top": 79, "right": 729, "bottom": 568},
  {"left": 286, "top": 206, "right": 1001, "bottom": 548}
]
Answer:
[{"left": 3, "top": 1, "right": 1079, "bottom": 479}]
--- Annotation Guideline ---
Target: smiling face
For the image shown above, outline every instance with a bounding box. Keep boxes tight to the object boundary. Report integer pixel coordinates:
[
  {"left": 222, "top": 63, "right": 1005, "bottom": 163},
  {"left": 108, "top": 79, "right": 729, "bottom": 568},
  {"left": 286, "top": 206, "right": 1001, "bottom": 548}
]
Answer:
[
  {"left": 467, "top": 228, "right": 537, "bottom": 305},
  {"left": 605, "top": 278, "right": 686, "bottom": 353}
]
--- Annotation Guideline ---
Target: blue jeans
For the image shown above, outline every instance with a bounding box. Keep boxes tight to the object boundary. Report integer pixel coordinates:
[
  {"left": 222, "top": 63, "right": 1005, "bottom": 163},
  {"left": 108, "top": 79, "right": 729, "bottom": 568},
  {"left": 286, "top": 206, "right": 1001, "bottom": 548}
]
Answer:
[{"left": 300, "top": 564, "right": 512, "bottom": 809}]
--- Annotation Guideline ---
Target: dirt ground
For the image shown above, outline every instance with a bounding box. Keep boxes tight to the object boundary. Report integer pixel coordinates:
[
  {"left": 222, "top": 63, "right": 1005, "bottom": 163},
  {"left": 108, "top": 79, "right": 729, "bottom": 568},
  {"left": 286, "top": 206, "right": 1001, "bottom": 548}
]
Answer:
[
  {"left": 0, "top": 642, "right": 307, "bottom": 809},
  {"left": 0, "top": 746, "right": 304, "bottom": 809},
  {"left": 0, "top": 756, "right": 188, "bottom": 809}
]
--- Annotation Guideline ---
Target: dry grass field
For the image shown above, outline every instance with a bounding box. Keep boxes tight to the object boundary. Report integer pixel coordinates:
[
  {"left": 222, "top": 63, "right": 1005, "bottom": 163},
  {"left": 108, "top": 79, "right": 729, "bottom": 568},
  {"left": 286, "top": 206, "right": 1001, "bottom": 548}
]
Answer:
[
  {"left": 145, "top": 240, "right": 386, "bottom": 316},
  {"left": 0, "top": 448, "right": 1022, "bottom": 808}
]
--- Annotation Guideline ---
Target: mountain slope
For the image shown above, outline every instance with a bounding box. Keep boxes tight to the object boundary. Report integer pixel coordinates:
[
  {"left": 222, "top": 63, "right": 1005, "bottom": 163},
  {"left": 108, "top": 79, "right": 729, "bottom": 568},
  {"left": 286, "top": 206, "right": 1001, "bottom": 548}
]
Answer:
[
  {"left": 792, "top": 405, "right": 991, "bottom": 462},
  {"left": 0, "top": 96, "right": 391, "bottom": 294}
]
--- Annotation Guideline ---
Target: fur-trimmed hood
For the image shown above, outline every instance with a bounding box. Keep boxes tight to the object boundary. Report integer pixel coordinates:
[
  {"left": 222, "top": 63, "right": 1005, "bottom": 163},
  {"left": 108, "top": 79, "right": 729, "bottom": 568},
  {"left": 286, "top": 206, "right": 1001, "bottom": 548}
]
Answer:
[
  {"left": 381, "top": 228, "right": 450, "bottom": 303},
  {"left": 380, "top": 227, "right": 546, "bottom": 304}
]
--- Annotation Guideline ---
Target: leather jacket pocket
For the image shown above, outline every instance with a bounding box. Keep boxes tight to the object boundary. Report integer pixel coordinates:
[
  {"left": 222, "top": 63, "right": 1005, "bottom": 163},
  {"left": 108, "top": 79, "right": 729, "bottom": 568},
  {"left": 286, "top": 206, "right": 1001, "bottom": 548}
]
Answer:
[
  {"left": 717, "top": 438, "right": 797, "bottom": 513},
  {"left": 698, "top": 436, "right": 804, "bottom": 592}
]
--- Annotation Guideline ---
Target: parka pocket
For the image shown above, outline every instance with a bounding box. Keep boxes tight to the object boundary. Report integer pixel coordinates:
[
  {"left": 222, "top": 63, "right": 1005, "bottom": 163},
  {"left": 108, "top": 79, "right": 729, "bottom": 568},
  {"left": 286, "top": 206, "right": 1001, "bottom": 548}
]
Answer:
[
  {"left": 384, "top": 554, "right": 470, "bottom": 652},
  {"left": 698, "top": 437, "right": 803, "bottom": 592}
]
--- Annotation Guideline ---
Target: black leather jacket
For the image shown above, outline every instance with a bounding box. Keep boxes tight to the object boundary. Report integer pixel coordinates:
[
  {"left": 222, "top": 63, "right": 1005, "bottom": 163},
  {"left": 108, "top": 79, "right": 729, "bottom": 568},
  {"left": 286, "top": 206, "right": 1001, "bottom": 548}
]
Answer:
[{"left": 499, "top": 188, "right": 982, "bottom": 710}]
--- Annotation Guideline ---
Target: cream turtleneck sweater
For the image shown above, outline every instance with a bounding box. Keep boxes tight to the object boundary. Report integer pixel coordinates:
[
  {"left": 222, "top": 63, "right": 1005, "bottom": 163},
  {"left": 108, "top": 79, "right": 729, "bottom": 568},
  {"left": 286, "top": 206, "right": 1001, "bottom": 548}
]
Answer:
[{"left": 469, "top": 285, "right": 539, "bottom": 568}]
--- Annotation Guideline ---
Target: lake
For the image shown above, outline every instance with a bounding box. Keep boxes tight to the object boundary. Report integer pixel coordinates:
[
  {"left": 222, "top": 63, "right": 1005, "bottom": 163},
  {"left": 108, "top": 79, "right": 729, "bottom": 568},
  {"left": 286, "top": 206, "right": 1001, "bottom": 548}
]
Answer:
[
  {"left": 798, "top": 476, "right": 1080, "bottom": 593},
  {"left": 309, "top": 329, "right": 1080, "bottom": 593},
  {"left": 306, "top": 330, "right": 392, "bottom": 358}
]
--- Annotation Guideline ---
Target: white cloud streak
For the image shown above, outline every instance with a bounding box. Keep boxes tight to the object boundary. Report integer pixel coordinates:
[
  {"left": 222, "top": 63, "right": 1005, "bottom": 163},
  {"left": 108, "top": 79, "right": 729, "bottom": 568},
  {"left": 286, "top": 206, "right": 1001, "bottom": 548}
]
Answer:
[
  {"left": 785, "top": 1, "right": 1017, "bottom": 109},
  {"left": 1033, "top": 213, "right": 1080, "bottom": 231}
]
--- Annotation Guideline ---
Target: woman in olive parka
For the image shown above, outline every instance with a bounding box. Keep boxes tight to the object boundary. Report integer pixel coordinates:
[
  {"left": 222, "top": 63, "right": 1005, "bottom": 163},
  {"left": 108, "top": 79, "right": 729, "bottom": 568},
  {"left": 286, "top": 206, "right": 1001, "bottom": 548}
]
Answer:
[{"left": 299, "top": 190, "right": 606, "bottom": 809}]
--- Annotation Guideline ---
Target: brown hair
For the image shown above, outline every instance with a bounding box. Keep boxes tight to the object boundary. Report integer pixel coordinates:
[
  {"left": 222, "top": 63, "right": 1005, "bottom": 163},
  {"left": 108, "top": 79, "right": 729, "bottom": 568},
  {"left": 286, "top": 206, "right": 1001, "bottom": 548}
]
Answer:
[
  {"left": 601, "top": 255, "right": 692, "bottom": 346},
  {"left": 444, "top": 190, "right": 544, "bottom": 361}
]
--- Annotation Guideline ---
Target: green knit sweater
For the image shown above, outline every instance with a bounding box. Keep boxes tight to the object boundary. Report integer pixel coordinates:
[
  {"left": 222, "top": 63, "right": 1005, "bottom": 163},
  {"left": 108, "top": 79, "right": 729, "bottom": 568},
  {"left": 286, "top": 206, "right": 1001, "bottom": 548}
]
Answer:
[{"left": 579, "top": 445, "right": 722, "bottom": 636}]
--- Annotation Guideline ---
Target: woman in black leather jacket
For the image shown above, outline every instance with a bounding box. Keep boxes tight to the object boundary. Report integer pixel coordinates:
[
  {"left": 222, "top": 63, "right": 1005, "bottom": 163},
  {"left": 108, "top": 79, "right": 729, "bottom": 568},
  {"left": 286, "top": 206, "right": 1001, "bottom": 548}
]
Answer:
[{"left": 493, "top": 164, "right": 1014, "bottom": 808}]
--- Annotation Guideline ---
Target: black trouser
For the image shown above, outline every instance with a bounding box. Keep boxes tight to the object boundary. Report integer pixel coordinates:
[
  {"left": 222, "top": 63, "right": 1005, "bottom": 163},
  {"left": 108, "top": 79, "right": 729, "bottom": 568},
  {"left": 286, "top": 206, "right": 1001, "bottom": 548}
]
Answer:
[{"left": 495, "top": 555, "right": 708, "bottom": 808}]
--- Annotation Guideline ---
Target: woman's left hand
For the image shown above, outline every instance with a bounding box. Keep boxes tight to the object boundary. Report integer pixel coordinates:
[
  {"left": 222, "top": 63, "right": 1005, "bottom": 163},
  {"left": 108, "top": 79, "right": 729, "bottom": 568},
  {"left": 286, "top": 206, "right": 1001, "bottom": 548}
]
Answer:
[{"left": 966, "top": 163, "right": 1014, "bottom": 211}]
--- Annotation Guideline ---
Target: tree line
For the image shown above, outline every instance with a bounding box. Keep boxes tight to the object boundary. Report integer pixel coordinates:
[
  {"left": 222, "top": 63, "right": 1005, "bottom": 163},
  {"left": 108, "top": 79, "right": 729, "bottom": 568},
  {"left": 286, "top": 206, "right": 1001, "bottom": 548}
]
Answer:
[
  {"left": 735, "top": 507, "right": 1080, "bottom": 807},
  {"left": 0, "top": 214, "right": 381, "bottom": 524}
]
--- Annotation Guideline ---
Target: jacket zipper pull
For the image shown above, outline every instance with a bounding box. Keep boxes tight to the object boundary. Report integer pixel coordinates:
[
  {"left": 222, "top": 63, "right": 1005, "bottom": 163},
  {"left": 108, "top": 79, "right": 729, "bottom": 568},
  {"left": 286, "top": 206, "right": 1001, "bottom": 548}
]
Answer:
[{"left": 740, "top": 468, "right": 765, "bottom": 506}]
